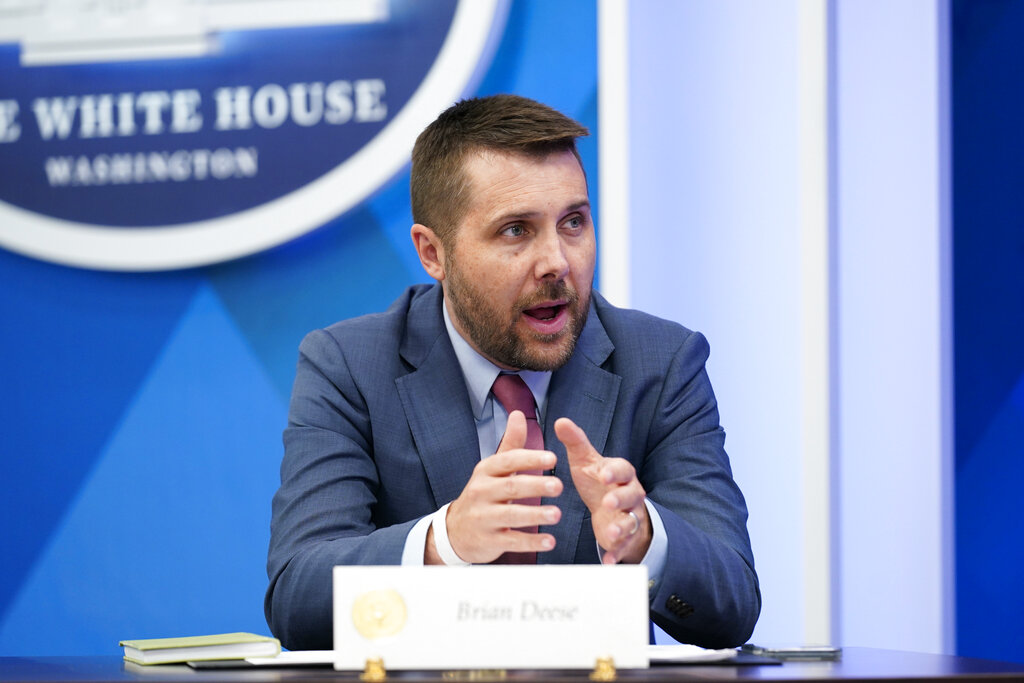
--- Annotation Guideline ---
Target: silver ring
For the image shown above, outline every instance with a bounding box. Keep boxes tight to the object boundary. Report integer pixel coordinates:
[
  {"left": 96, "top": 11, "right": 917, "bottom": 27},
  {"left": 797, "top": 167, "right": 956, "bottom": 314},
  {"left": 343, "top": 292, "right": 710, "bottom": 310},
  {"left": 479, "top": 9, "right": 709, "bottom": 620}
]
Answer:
[{"left": 627, "top": 510, "right": 640, "bottom": 536}]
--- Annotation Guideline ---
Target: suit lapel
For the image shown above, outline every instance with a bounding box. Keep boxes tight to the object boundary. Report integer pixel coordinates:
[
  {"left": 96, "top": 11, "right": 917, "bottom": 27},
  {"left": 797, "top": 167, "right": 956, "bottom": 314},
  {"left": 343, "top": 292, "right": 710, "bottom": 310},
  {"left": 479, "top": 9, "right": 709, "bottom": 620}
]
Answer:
[
  {"left": 540, "top": 301, "right": 620, "bottom": 564},
  {"left": 395, "top": 287, "right": 481, "bottom": 508}
]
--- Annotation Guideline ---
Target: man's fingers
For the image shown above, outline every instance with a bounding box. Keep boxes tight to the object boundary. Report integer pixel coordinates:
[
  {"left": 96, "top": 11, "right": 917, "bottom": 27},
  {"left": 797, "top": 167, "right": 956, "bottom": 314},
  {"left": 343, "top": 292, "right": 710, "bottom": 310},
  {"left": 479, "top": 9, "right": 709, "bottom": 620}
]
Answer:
[
  {"left": 489, "top": 473, "right": 563, "bottom": 503},
  {"left": 596, "top": 457, "right": 637, "bottom": 485},
  {"left": 501, "top": 529, "right": 558, "bottom": 553},
  {"left": 616, "top": 508, "right": 644, "bottom": 539},
  {"left": 462, "top": 460, "right": 562, "bottom": 505},
  {"left": 448, "top": 415, "right": 563, "bottom": 564},
  {"left": 552, "top": 417, "right": 653, "bottom": 565},
  {"left": 492, "top": 502, "right": 562, "bottom": 529},
  {"left": 497, "top": 410, "right": 528, "bottom": 452},
  {"left": 602, "top": 478, "right": 645, "bottom": 511},
  {"left": 446, "top": 497, "right": 560, "bottom": 563},
  {"left": 447, "top": 499, "right": 560, "bottom": 562},
  {"left": 480, "top": 449, "right": 558, "bottom": 477},
  {"left": 594, "top": 506, "right": 650, "bottom": 560},
  {"left": 554, "top": 417, "right": 603, "bottom": 467}
]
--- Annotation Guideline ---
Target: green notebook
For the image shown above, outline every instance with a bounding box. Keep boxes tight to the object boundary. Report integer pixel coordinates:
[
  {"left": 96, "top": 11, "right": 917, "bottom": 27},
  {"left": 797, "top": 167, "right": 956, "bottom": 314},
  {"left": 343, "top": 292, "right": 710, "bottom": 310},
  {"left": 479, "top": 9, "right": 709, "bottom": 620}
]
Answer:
[{"left": 119, "top": 632, "right": 281, "bottom": 665}]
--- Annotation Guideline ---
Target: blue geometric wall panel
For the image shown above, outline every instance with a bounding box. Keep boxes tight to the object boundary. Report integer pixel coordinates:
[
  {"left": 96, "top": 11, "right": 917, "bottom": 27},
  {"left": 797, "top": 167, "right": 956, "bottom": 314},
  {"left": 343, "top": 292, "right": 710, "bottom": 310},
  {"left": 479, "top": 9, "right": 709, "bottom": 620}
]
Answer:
[
  {"left": 0, "top": 285, "right": 285, "bottom": 655},
  {"left": 207, "top": 203, "right": 422, "bottom": 401},
  {"left": 953, "top": 0, "right": 1024, "bottom": 664},
  {"left": 955, "top": 374, "right": 1024, "bottom": 663},
  {"left": 0, "top": 249, "right": 200, "bottom": 626}
]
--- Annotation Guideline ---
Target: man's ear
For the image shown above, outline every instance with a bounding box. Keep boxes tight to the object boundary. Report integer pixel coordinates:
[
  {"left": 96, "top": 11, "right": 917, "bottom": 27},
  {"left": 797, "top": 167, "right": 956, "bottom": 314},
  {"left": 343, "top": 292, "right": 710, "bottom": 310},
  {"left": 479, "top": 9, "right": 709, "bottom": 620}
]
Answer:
[{"left": 410, "top": 223, "right": 447, "bottom": 281}]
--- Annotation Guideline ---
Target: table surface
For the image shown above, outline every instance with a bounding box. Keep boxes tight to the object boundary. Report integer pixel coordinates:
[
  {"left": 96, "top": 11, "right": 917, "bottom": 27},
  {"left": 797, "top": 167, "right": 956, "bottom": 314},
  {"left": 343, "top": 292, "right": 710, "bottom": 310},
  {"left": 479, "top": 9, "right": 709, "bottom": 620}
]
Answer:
[{"left": 2, "top": 648, "right": 1023, "bottom": 682}]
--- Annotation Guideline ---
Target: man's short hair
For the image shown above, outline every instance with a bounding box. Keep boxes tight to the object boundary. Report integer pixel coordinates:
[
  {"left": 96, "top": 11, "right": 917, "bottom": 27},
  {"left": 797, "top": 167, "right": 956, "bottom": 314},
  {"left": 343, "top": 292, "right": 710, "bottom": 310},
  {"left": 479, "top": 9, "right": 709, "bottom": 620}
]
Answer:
[{"left": 410, "top": 94, "right": 589, "bottom": 246}]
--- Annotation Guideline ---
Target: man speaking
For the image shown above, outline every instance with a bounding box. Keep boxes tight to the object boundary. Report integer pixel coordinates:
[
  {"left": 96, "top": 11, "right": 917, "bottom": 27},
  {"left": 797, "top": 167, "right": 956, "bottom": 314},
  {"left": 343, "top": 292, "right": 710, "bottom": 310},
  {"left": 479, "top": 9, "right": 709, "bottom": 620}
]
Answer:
[{"left": 265, "top": 95, "right": 760, "bottom": 651}]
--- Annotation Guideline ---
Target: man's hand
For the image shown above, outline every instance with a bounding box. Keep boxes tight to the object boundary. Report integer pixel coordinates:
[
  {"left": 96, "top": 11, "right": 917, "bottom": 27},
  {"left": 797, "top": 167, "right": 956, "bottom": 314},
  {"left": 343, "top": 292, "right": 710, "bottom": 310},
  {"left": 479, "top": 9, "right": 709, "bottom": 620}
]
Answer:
[
  {"left": 555, "top": 417, "right": 651, "bottom": 564},
  {"left": 428, "top": 411, "right": 564, "bottom": 564}
]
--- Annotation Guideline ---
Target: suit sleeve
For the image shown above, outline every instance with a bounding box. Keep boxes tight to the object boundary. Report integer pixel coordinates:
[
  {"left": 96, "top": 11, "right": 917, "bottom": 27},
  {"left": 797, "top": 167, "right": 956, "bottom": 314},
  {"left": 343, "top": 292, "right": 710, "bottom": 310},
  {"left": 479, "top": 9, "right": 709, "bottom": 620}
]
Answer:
[
  {"left": 265, "top": 328, "right": 420, "bottom": 650},
  {"left": 640, "top": 330, "right": 761, "bottom": 648}
]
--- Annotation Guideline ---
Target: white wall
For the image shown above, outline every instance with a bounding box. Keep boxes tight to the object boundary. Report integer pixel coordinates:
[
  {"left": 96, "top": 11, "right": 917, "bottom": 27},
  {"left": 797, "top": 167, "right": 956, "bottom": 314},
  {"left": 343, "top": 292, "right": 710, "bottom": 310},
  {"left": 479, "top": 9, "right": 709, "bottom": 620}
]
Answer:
[
  {"left": 601, "top": 0, "right": 952, "bottom": 651},
  {"left": 833, "top": 0, "right": 953, "bottom": 654}
]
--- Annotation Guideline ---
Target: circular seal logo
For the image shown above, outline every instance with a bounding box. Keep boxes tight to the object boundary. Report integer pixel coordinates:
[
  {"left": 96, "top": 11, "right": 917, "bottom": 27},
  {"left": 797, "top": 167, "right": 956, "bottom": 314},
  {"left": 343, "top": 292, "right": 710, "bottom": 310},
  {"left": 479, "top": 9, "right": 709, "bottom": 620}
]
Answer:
[
  {"left": 351, "top": 589, "right": 408, "bottom": 639},
  {"left": 0, "top": 0, "right": 507, "bottom": 270}
]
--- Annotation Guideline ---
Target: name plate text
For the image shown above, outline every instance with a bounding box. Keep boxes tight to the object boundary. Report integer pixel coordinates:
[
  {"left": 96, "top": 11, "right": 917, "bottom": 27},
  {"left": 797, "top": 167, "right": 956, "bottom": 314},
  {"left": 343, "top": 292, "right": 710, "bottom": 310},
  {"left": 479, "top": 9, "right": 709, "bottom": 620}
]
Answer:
[{"left": 332, "top": 565, "right": 650, "bottom": 670}]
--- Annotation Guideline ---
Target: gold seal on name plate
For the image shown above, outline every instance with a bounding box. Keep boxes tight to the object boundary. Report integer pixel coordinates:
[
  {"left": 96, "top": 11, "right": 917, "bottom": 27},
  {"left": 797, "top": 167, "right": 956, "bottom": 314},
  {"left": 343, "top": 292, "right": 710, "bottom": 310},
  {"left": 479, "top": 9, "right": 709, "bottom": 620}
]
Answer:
[{"left": 352, "top": 589, "right": 408, "bottom": 639}]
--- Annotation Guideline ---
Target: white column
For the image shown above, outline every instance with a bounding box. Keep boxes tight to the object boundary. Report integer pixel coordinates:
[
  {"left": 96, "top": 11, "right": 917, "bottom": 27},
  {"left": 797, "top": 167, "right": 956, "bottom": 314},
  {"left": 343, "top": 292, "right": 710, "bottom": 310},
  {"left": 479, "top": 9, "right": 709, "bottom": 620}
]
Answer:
[
  {"left": 833, "top": 0, "right": 953, "bottom": 654},
  {"left": 598, "top": 0, "right": 631, "bottom": 307},
  {"left": 797, "top": 0, "right": 834, "bottom": 644}
]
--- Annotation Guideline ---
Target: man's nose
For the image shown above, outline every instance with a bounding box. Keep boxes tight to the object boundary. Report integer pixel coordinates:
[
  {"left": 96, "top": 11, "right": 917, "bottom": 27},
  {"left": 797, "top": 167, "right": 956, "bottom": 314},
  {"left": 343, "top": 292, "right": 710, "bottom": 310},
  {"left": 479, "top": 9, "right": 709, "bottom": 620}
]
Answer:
[{"left": 533, "top": 228, "right": 570, "bottom": 280}]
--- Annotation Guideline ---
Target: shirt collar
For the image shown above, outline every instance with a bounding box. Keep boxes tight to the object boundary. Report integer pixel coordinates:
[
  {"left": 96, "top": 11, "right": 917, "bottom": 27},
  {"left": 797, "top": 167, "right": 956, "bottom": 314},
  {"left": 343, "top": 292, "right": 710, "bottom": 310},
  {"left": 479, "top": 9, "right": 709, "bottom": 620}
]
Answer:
[{"left": 442, "top": 298, "right": 551, "bottom": 420}]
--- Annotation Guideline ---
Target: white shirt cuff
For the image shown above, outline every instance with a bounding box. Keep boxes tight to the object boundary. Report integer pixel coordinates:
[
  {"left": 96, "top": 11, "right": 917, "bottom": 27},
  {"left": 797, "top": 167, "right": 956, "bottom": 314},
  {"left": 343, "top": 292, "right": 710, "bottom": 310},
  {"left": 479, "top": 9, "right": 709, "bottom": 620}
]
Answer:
[
  {"left": 642, "top": 498, "right": 669, "bottom": 596},
  {"left": 401, "top": 503, "right": 471, "bottom": 566},
  {"left": 400, "top": 514, "right": 433, "bottom": 566}
]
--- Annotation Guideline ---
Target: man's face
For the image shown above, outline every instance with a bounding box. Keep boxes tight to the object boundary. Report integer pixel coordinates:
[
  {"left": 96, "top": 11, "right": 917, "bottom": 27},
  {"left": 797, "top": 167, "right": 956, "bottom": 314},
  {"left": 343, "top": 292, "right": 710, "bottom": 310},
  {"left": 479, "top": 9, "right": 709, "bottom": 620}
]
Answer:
[{"left": 440, "top": 148, "right": 596, "bottom": 371}]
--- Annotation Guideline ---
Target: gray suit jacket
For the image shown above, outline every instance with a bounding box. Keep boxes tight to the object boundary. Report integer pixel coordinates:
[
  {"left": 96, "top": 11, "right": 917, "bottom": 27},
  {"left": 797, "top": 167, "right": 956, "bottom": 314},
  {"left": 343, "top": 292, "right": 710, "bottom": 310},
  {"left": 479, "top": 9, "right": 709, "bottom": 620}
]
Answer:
[{"left": 266, "top": 284, "right": 759, "bottom": 650}]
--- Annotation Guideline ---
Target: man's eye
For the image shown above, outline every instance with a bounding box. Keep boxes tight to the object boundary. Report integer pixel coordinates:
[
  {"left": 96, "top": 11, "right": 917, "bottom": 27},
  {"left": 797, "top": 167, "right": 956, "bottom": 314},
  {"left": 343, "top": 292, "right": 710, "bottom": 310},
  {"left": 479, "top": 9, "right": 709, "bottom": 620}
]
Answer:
[
  {"left": 503, "top": 224, "right": 525, "bottom": 237},
  {"left": 565, "top": 216, "right": 583, "bottom": 229}
]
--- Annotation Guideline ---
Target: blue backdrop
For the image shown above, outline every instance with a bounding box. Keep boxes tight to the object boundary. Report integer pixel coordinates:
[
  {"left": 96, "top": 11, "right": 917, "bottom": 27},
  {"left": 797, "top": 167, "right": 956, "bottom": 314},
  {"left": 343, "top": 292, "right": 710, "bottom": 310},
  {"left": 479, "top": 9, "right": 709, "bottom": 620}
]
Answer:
[
  {"left": 0, "top": 0, "right": 597, "bottom": 655},
  {"left": 952, "top": 0, "right": 1024, "bottom": 665}
]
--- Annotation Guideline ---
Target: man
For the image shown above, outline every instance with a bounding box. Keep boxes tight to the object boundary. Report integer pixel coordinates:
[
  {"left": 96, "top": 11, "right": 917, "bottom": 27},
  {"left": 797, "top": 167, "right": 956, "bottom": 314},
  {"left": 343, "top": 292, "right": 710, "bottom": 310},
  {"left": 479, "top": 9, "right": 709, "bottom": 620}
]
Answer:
[{"left": 266, "top": 94, "right": 759, "bottom": 651}]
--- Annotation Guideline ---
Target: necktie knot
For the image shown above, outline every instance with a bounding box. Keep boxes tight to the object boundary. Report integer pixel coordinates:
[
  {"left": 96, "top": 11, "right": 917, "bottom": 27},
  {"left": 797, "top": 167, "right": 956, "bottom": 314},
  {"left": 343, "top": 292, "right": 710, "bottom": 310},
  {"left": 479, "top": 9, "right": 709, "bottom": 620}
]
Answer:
[{"left": 491, "top": 373, "right": 537, "bottom": 420}]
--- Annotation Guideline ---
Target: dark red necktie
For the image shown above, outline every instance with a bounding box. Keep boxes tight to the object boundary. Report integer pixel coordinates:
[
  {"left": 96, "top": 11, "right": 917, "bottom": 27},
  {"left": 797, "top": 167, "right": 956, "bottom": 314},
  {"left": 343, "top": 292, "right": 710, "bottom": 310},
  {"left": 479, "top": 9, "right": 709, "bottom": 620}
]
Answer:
[{"left": 490, "top": 373, "right": 543, "bottom": 564}]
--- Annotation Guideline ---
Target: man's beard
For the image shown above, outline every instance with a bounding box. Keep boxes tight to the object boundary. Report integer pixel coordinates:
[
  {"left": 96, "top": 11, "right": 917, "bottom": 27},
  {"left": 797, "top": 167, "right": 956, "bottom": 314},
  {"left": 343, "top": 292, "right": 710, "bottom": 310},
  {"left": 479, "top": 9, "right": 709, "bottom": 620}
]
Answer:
[{"left": 445, "top": 254, "right": 590, "bottom": 372}]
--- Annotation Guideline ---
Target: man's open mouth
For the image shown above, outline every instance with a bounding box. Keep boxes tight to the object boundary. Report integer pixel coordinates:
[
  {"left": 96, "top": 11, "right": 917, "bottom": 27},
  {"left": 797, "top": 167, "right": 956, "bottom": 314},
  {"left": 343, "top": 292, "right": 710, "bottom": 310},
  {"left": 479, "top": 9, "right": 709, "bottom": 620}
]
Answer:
[{"left": 524, "top": 304, "right": 565, "bottom": 321}]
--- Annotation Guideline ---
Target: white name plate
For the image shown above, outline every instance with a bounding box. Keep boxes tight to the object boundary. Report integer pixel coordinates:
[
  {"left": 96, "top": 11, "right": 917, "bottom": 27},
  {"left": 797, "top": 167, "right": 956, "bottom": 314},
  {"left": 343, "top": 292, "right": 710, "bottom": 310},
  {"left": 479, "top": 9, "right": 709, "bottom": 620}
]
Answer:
[{"left": 333, "top": 565, "right": 650, "bottom": 671}]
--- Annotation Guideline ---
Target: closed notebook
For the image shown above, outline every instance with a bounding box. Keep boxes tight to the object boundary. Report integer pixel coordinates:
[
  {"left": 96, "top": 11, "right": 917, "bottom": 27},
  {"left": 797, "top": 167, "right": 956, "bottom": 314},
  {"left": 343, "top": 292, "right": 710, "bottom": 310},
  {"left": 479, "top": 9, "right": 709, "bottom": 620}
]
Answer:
[{"left": 119, "top": 632, "right": 280, "bottom": 665}]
